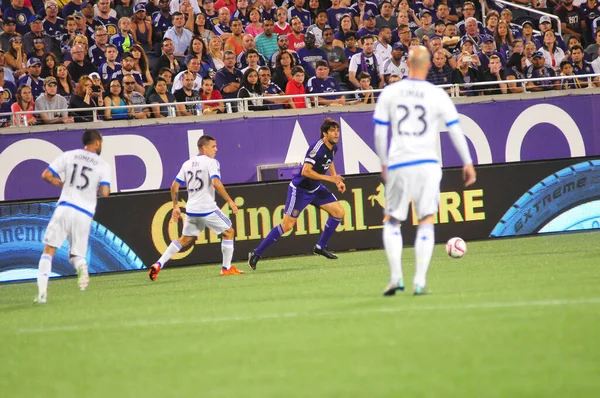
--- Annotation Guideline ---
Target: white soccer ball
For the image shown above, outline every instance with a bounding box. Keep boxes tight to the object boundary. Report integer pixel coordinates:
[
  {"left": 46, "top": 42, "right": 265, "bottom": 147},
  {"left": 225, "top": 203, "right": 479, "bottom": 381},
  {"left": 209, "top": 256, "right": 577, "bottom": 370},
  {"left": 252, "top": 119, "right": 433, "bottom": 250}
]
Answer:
[{"left": 446, "top": 237, "right": 467, "bottom": 258}]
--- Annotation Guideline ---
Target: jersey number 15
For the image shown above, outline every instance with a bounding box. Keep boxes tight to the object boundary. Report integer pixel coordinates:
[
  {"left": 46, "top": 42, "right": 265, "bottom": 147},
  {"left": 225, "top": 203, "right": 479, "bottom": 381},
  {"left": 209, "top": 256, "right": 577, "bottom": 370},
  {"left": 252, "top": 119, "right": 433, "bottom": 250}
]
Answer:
[
  {"left": 396, "top": 105, "right": 427, "bottom": 136},
  {"left": 70, "top": 163, "right": 93, "bottom": 190}
]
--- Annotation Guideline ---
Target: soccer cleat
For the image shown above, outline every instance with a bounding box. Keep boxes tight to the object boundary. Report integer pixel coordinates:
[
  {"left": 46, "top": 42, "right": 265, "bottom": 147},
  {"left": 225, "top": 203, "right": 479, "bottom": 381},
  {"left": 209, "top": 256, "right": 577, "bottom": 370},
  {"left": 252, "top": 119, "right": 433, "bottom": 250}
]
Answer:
[
  {"left": 221, "top": 265, "right": 245, "bottom": 276},
  {"left": 148, "top": 263, "right": 161, "bottom": 281},
  {"left": 313, "top": 245, "right": 338, "bottom": 259},
  {"left": 248, "top": 251, "right": 261, "bottom": 270},
  {"left": 414, "top": 285, "right": 427, "bottom": 296},
  {"left": 383, "top": 280, "right": 405, "bottom": 296},
  {"left": 77, "top": 264, "right": 89, "bottom": 291},
  {"left": 34, "top": 292, "right": 47, "bottom": 304}
]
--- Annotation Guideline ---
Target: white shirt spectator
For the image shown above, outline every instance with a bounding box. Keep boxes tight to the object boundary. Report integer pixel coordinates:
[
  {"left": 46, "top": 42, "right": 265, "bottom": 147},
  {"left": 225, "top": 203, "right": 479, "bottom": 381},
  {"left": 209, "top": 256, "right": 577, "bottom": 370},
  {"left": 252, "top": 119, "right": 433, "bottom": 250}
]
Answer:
[
  {"left": 374, "top": 41, "right": 392, "bottom": 64},
  {"left": 538, "top": 46, "right": 566, "bottom": 70},
  {"left": 164, "top": 26, "right": 193, "bottom": 55},
  {"left": 169, "top": 0, "right": 202, "bottom": 15},
  {"left": 171, "top": 70, "right": 203, "bottom": 93}
]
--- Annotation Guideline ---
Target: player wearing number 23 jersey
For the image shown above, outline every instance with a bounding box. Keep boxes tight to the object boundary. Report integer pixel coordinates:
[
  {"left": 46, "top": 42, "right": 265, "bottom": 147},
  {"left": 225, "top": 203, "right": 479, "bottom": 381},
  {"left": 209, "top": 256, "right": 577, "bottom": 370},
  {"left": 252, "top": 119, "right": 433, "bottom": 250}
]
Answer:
[
  {"left": 373, "top": 46, "right": 476, "bottom": 297},
  {"left": 36, "top": 130, "right": 111, "bottom": 304},
  {"left": 148, "top": 135, "right": 244, "bottom": 280}
]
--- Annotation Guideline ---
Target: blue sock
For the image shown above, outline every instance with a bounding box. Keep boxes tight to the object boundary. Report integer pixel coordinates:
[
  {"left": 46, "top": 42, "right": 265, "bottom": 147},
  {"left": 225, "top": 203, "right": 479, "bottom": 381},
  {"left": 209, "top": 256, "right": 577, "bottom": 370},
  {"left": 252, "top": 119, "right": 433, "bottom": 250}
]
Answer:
[
  {"left": 317, "top": 216, "right": 342, "bottom": 248},
  {"left": 255, "top": 224, "right": 284, "bottom": 256}
]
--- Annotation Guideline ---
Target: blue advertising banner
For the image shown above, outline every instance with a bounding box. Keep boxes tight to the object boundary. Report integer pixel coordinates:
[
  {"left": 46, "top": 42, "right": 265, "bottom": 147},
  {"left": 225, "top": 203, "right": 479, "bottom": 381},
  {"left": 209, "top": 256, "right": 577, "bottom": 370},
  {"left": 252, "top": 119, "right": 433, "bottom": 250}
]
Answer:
[{"left": 0, "top": 94, "right": 598, "bottom": 202}]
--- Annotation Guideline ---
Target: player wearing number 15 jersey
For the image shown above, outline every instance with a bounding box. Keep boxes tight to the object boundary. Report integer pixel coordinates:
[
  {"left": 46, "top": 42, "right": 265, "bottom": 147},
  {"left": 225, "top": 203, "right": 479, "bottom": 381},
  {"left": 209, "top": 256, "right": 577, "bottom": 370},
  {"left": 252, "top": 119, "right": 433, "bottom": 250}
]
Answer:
[
  {"left": 148, "top": 135, "right": 244, "bottom": 281},
  {"left": 36, "top": 129, "right": 111, "bottom": 304},
  {"left": 373, "top": 46, "right": 477, "bottom": 296}
]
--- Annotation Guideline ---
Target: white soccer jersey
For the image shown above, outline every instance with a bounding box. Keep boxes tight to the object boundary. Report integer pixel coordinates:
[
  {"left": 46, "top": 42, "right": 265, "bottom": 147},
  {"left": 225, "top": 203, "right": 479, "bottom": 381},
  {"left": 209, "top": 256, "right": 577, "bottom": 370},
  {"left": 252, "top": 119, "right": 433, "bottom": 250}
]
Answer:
[
  {"left": 382, "top": 58, "right": 409, "bottom": 77},
  {"left": 373, "top": 78, "right": 463, "bottom": 168},
  {"left": 175, "top": 155, "right": 221, "bottom": 215},
  {"left": 48, "top": 149, "right": 111, "bottom": 216}
]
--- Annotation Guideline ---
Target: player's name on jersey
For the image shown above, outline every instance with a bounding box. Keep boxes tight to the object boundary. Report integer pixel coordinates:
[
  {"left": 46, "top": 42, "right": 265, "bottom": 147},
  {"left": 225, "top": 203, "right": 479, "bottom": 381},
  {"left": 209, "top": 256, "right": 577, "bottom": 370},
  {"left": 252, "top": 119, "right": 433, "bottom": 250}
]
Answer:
[{"left": 399, "top": 87, "right": 425, "bottom": 98}]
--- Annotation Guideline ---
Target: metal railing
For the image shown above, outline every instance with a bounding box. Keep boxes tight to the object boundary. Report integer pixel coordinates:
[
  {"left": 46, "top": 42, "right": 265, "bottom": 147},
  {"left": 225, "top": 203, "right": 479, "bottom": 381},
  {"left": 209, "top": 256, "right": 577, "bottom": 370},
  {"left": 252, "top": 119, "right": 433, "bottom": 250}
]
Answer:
[
  {"left": 489, "top": 0, "right": 562, "bottom": 37},
  {"left": 4, "top": 73, "right": 600, "bottom": 128}
]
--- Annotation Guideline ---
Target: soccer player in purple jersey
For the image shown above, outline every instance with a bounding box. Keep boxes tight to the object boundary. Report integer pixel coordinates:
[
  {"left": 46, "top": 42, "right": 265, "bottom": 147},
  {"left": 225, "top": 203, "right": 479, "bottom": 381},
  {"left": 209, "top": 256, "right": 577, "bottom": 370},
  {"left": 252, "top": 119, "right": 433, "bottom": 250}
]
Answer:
[{"left": 248, "top": 118, "right": 346, "bottom": 269}]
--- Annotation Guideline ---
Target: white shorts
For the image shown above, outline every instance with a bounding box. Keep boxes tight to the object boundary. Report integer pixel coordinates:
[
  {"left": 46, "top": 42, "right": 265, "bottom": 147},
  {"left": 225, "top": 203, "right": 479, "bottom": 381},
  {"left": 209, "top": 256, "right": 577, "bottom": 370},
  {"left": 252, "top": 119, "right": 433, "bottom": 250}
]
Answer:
[
  {"left": 182, "top": 209, "right": 232, "bottom": 237},
  {"left": 385, "top": 163, "right": 442, "bottom": 222},
  {"left": 43, "top": 205, "right": 93, "bottom": 257}
]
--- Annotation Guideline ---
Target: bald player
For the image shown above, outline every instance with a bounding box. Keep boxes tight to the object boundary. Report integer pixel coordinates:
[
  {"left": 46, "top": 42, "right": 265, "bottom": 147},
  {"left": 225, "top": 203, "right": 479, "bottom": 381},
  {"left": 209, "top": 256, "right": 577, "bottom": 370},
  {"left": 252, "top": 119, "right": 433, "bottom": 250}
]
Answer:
[{"left": 373, "top": 46, "right": 476, "bottom": 296}]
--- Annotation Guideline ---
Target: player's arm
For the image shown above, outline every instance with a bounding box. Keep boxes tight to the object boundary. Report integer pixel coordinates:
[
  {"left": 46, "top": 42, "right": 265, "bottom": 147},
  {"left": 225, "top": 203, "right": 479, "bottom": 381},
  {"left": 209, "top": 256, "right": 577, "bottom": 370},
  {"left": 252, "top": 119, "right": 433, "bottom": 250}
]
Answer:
[
  {"left": 328, "top": 162, "right": 346, "bottom": 193},
  {"left": 441, "top": 96, "right": 476, "bottom": 187},
  {"left": 98, "top": 184, "right": 110, "bottom": 197},
  {"left": 301, "top": 162, "right": 344, "bottom": 185},
  {"left": 170, "top": 179, "right": 182, "bottom": 221},
  {"left": 41, "top": 168, "right": 64, "bottom": 188},
  {"left": 373, "top": 91, "right": 390, "bottom": 181},
  {"left": 212, "top": 177, "right": 239, "bottom": 214}
]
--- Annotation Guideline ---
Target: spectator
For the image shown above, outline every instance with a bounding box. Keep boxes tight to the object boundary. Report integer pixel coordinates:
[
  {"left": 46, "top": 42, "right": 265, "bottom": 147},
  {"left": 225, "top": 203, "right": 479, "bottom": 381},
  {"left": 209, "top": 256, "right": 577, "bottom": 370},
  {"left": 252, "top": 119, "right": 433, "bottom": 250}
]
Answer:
[
  {"left": 23, "top": 15, "right": 61, "bottom": 60},
  {"left": 374, "top": 26, "right": 392, "bottom": 64},
  {"left": 63, "top": 34, "right": 89, "bottom": 67},
  {"left": 479, "top": 35, "right": 503, "bottom": 72},
  {"left": 525, "top": 51, "right": 559, "bottom": 91},
  {"left": 123, "top": 74, "right": 149, "bottom": 118},
  {"left": 89, "top": 72, "right": 105, "bottom": 97},
  {"left": 6, "top": 36, "right": 28, "bottom": 80},
  {"left": 349, "top": 35, "right": 383, "bottom": 89},
  {"left": 462, "top": 17, "right": 483, "bottom": 53},
  {"left": 555, "top": 0, "right": 586, "bottom": 43},
  {"left": 213, "top": 7, "right": 233, "bottom": 37},
  {"left": 484, "top": 10, "right": 499, "bottom": 36},
  {"left": 194, "top": 13, "right": 214, "bottom": 44},
  {"left": 524, "top": 40, "right": 536, "bottom": 67},
  {"left": 43, "top": 2, "right": 65, "bottom": 42},
  {"left": 0, "top": 68, "right": 18, "bottom": 104},
  {"left": 169, "top": 0, "right": 203, "bottom": 15},
  {"left": 349, "top": 0, "right": 379, "bottom": 29},
  {"left": 297, "top": 31, "right": 327, "bottom": 77},
  {"left": 382, "top": 42, "right": 408, "bottom": 83},
  {"left": 100, "top": 44, "right": 122, "bottom": 85},
  {"left": 585, "top": 28, "right": 600, "bottom": 60},
  {"left": 534, "top": 16, "right": 568, "bottom": 52},
  {"left": 67, "top": 44, "right": 97, "bottom": 83},
  {"left": 110, "top": 17, "right": 136, "bottom": 55},
  {"left": 148, "top": 76, "right": 176, "bottom": 118},
  {"left": 73, "top": 11, "right": 94, "bottom": 43},
  {"left": 237, "top": 68, "right": 268, "bottom": 111},
  {"left": 0, "top": 88, "right": 12, "bottom": 127},
  {"left": 320, "top": 27, "right": 349, "bottom": 86},
  {"left": 152, "top": 0, "right": 174, "bottom": 50},
  {"left": 245, "top": 8, "right": 264, "bottom": 37},
  {"left": 232, "top": 0, "right": 250, "bottom": 27},
  {"left": 415, "top": 9, "right": 435, "bottom": 41},
  {"left": 306, "top": 9, "right": 328, "bottom": 46},
  {"left": 208, "top": 36, "right": 225, "bottom": 69},
  {"left": 172, "top": 56, "right": 203, "bottom": 92},
  {"left": 500, "top": 8, "right": 522, "bottom": 40},
  {"left": 436, "top": 3, "right": 453, "bottom": 25},
  {"left": 19, "top": 57, "right": 45, "bottom": 99},
  {"left": 110, "top": 52, "right": 144, "bottom": 93},
  {"left": 458, "top": 37, "right": 482, "bottom": 68},
  {"left": 272, "top": 50, "right": 295, "bottom": 94},
  {"left": 509, "top": 39, "right": 524, "bottom": 59},
  {"left": 494, "top": 21, "right": 514, "bottom": 61},
  {"left": 333, "top": 14, "right": 355, "bottom": 45},
  {"left": 56, "top": 64, "right": 75, "bottom": 102},
  {"left": 164, "top": 12, "right": 193, "bottom": 62},
  {"left": 34, "top": 76, "right": 74, "bottom": 124},
  {"left": 94, "top": 0, "right": 119, "bottom": 37},
  {"left": 152, "top": 38, "right": 181, "bottom": 79},
  {"left": 240, "top": 48, "right": 261, "bottom": 73},
  {"left": 261, "top": 0, "right": 277, "bottom": 21},
  {"left": 456, "top": 2, "right": 483, "bottom": 36},
  {"left": 60, "top": 16, "right": 79, "bottom": 58},
  {"left": 274, "top": 6, "right": 291, "bottom": 36},
  {"left": 353, "top": 72, "right": 375, "bottom": 104},
  {"left": 0, "top": 18, "right": 19, "bottom": 53},
  {"left": 571, "top": 44, "right": 598, "bottom": 86},
  {"left": 258, "top": 65, "right": 293, "bottom": 110},
  {"left": 146, "top": 67, "right": 173, "bottom": 96},
  {"left": 27, "top": 38, "right": 47, "bottom": 61},
  {"left": 116, "top": 0, "right": 134, "bottom": 18},
  {"left": 104, "top": 78, "right": 134, "bottom": 120},
  {"left": 558, "top": 60, "right": 583, "bottom": 89},
  {"left": 215, "top": 0, "right": 236, "bottom": 15},
  {"left": 69, "top": 74, "right": 102, "bottom": 122},
  {"left": 201, "top": 0, "right": 219, "bottom": 31},
  {"left": 174, "top": 70, "right": 202, "bottom": 116},
  {"left": 358, "top": 14, "right": 379, "bottom": 39},
  {"left": 375, "top": 1, "right": 396, "bottom": 30},
  {"left": 442, "top": 23, "right": 460, "bottom": 54},
  {"left": 452, "top": 52, "right": 479, "bottom": 96},
  {"left": 505, "top": 52, "right": 528, "bottom": 93},
  {"left": 593, "top": 46, "right": 600, "bottom": 72},
  {"left": 287, "top": 0, "right": 312, "bottom": 29},
  {"left": 306, "top": 60, "right": 345, "bottom": 106},
  {"left": 88, "top": 26, "right": 109, "bottom": 68},
  {"left": 479, "top": 54, "right": 507, "bottom": 95},
  {"left": 185, "top": 36, "right": 215, "bottom": 79},
  {"left": 287, "top": 16, "right": 306, "bottom": 52},
  {"left": 255, "top": 17, "right": 278, "bottom": 62},
  {"left": 270, "top": 34, "right": 301, "bottom": 68},
  {"left": 131, "top": 44, "right": 153, "bottom": 87},
  {"left": 225, "top": 18, "right": 245, "bottom": 56},
  {"left": 426, "top": 49, "right": 453, "bottom": 86},
  {"left": 236, "top": 34, "right": 267, "bottom": 69},
  {"left": 344, "top": 30, "right": 362, "bottom": 60},
  {"left": 521, "top": 21, "right": 535, "bottom": 46},
  {"left": 327, "top": 0, "right": 350, "bottom": 31},
  {"left": 215, "top": 50, "right": 242, "bottom": 109},
  {"left": 0, "top": 49, "right": 15, "bottom": 85},
  {"left": 4, "top": 0, "right": 34, "bottom": 36},
  {"left": 63, "top": 0, "right": 83, "bottom": 19},
  {"left": 199, "top": 76, "right": 225, "bottom": 113},
  {"left": 285, "top": 65, "right": 307, "bottom": 108},
  {"left": 540, "top": 30, "right": 566, "bottom": 71},
  {"left": 11, "top": 85, "right": 37, "bottom": 126}
]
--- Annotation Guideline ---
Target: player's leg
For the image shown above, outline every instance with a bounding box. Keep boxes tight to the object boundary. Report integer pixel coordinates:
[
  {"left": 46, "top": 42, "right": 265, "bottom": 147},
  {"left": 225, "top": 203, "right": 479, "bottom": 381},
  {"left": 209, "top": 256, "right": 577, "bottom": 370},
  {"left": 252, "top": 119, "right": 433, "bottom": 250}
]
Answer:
[
  {"left": 315, "top": 189, "right": 344, "bottom": 259},
  {"left": 149, "top": 216, "right": 198, "bottom": 281},
  {"left": 37, "top": 208, "right": 68, "bottom": 303},
  {"left": 248, "top": 184, "right": 308, "bottom": 269},
  {"left": 69, "top": 212, "right": 93, "bottom": 291},
  {"left": 381, "top": 168, "right": 410, "bottom": 296},
  {"left": 204, "top": 209, "right": 244, "bottom": 275},
  {"left": 412, "top": 165, "right": 442, "bottom": 295}
]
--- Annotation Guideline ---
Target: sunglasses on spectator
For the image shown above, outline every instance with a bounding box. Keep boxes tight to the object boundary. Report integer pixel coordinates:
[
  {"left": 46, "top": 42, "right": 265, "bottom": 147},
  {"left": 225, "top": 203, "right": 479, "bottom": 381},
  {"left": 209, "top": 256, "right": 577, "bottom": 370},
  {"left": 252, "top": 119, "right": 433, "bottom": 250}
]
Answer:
[
  {"left": 110, "top": 85, "right": 122, "bottom": 88},
  {"left": 47, "top": 5, "right": 58, "bottom": 9},
  {"left": 123, "top": 81, "right": 136, "bottom": 85}
]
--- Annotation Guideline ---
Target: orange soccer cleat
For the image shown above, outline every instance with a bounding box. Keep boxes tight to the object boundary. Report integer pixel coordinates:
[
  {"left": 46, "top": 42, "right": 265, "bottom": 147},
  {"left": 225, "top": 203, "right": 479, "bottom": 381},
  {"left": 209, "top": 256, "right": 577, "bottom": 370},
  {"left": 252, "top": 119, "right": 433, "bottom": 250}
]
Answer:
[
  {"left": 220, "top": 265, "right": 245, "bottom": 276},
  {"left": 148, "top": 263, "right": 161, "bottom": 281}
]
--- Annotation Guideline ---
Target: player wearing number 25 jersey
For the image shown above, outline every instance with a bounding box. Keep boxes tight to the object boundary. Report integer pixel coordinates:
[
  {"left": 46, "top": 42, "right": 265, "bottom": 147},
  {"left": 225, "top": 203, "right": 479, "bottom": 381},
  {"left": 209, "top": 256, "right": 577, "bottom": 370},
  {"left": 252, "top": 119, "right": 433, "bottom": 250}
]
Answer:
[
  {"left": 373, "top": 46, "right": 476, "bottom": 297},
  {"left": 36, "top": 130, "right": 111, "bottom": 304},
  {"left": 148, "top": 135, "right": 244, "bottom": 281}
]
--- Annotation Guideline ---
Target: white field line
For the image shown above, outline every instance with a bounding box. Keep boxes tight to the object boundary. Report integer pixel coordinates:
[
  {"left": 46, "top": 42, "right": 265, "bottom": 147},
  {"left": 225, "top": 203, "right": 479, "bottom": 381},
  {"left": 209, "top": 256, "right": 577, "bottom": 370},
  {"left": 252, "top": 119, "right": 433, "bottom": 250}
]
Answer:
[{"left": 11, "top": 297, "right": 600, "bottom": 335}]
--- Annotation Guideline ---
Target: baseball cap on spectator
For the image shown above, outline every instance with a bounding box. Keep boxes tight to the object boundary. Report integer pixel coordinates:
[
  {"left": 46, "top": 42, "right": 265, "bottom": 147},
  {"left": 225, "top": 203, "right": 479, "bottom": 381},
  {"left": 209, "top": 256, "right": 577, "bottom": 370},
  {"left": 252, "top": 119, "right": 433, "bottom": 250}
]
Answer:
[
  {"left": 28, "top": 15, "right": 44, "bottom": 24},
  {"left": 481, "top": 34, "right": 494, "bottom": 43},
  {"left": 419, "top": 9, "right": 431, "bottom": 18},
  {"left": 27, "top": 57, "right": 42, "bottom": 67},
  {"left": 73, "top": 11, "right": 84, "bottom": 19},
  {"left": 522, "top": 20, "right": 533, "bottom": 28},
  {"left": 460, "top": 36, "right": 474, "bottom": 46},
  {"left": 392, "top": 42, "right": 406, "bottom": 51},
  {"left": 121, "top": 52, "right": 134, "bottom": 60},
  {"left": 532, "top": 51, "right": 544, "bottom": 59},
  {"left": 134, "top": 3, "right": 146, "bottom": 12},
  {"left": 89, "top": 72, "right": 101, "bottom": 80},
  {"left": 277, "top": 34, "right": 288, "bottom": 40},
  {"left": 430, "top": 35, "right": 442, "bottom": 42},
  {"left": 44, "top": 76, "right": 58, "bottom": 86},
  {"left": 539, "top": 16, "right": 552, "bottom": 25},
  {"left": 3, "top": 17, "right": 16, "bottom": 25},
  {"left": 363, "top": 13, "right": 375, "bottom": 20},
  {"left": 81, "top": 0, "right": 92, "bottom": 7}
]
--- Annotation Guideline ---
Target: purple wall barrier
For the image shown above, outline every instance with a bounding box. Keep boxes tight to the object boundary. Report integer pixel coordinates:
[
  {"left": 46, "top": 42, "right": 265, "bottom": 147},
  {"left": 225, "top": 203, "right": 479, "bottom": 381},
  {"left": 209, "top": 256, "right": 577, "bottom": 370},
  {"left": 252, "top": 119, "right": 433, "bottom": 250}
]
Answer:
[{"left": 1, "top": 94, "right": 599, "bottom": 201}]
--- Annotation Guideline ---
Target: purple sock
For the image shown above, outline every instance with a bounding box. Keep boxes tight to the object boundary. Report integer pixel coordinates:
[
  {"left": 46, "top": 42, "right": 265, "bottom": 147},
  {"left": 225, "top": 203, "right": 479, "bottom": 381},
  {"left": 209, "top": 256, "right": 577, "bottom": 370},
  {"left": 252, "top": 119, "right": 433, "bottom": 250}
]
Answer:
[
  {"left": 255, "top": 224, "right": 284, "bottom": 256},
  {"left": 317, "top": 217, "right": 342, "bottom": 248}
]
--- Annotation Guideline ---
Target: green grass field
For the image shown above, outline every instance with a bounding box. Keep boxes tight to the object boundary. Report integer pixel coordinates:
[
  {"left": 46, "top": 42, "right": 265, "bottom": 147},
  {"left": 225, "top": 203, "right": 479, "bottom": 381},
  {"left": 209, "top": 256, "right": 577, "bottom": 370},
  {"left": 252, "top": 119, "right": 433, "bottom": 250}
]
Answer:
[{"left": 1, "top": 232, "right": 600, "bottom": 398}]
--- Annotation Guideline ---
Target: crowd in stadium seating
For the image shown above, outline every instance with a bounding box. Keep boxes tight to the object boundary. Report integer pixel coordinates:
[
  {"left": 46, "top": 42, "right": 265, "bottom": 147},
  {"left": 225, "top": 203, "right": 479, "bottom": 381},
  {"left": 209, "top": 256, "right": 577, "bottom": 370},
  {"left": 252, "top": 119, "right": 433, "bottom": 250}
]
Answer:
[{"left": 0, "top": 0, "right": 599, "bottom": 125}]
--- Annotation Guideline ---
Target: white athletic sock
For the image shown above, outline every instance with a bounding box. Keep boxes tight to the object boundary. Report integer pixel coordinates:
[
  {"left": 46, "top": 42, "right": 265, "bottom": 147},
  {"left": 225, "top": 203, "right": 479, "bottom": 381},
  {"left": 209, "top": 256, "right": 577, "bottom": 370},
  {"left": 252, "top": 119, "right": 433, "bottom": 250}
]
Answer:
[
  {"left": 37, "top": 254, "right": 52, "bottom": 296},
  {"left": 157, "top": 241, "right": 182, "bottom": 268},
  {"left": 383, "top": 221, "right": 403, "bottom": 285},
  {"left": 221, "top": 239, "right": 234, "bottom": 269},
  {"left": 414, "top": 224, "right": 435, "bottom": 288}
]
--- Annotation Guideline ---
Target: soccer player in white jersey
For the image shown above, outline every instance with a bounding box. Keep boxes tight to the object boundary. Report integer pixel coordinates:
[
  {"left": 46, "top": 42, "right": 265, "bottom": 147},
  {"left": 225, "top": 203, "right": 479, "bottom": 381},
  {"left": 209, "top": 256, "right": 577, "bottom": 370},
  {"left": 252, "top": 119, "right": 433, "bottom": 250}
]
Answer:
[
  {"left": 148, "top": 135, "right": 243, "bottom": 280},
  {"left": 36, "top": 129, "right": 111, "bottom": 303},
  {"left": 373, "top": 46, "right": 476, "bottom": 296}
]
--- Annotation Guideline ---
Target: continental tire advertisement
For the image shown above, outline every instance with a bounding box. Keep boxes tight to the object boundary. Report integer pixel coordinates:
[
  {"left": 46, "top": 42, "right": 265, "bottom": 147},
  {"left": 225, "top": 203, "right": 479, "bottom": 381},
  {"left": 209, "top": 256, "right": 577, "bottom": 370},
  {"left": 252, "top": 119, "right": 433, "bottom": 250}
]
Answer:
[{"left": 1, "top": 157, "right": 599, "bottom": 282}]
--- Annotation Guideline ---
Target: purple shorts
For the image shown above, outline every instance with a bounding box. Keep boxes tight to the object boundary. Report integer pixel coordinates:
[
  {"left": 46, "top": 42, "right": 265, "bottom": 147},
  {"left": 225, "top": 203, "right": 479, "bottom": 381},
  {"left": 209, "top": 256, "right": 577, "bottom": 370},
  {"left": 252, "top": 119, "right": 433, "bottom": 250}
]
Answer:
[{"left": 284, "top": 183, "right": 337, "bottom": 218}]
